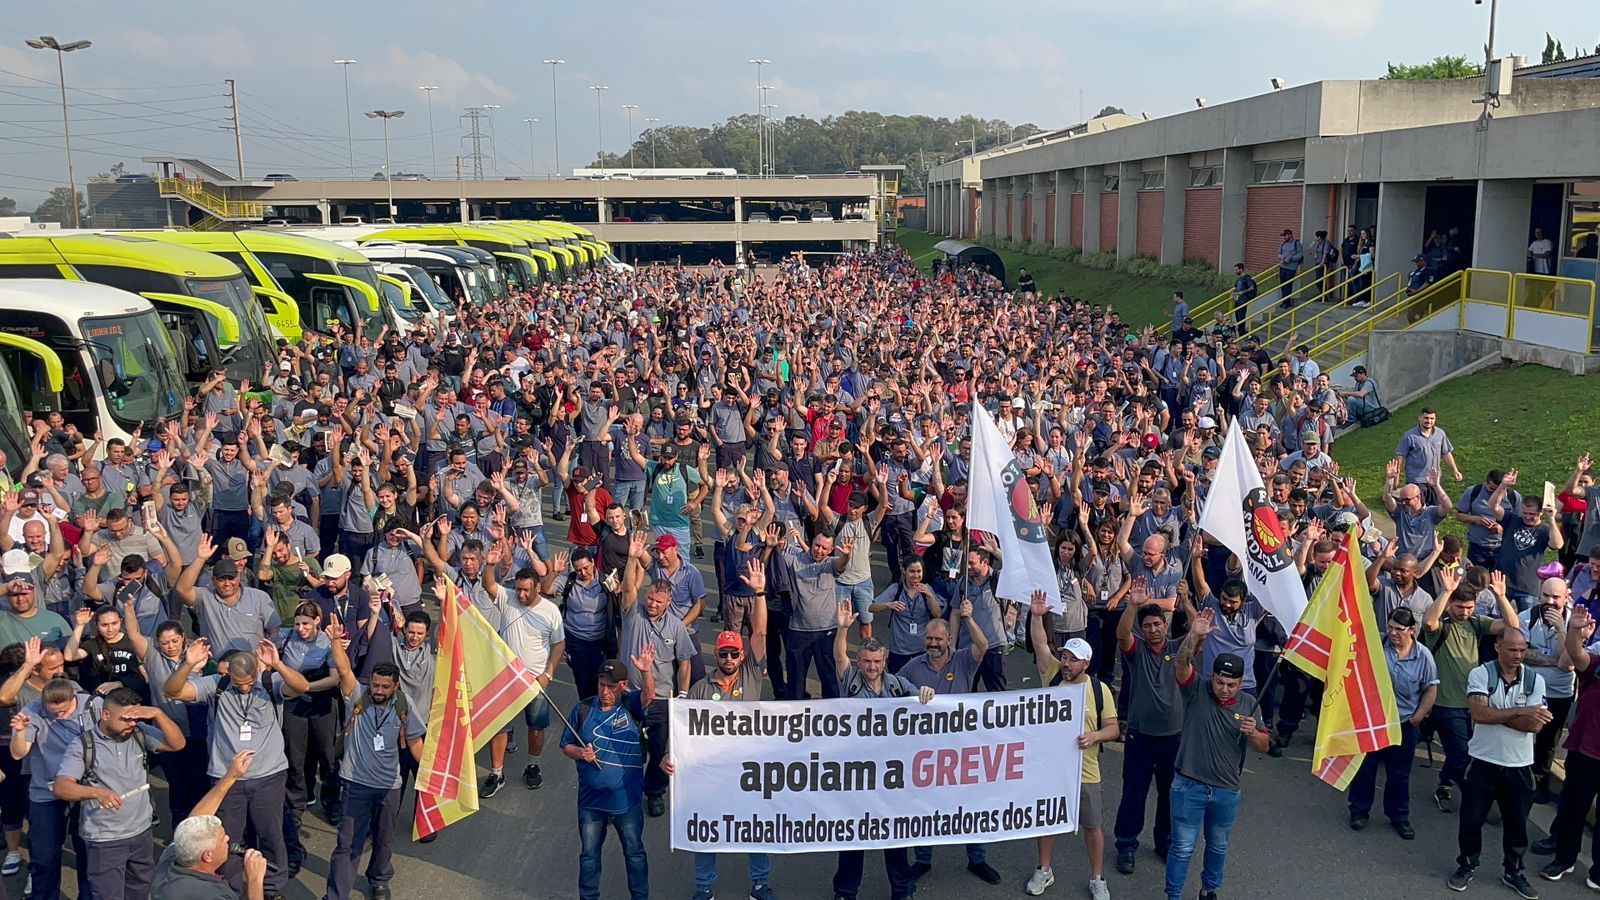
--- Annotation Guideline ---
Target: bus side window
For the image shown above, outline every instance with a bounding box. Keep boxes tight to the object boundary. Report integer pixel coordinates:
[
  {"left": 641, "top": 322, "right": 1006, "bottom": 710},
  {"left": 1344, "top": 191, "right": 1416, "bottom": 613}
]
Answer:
[
  {"left": 310, "top": 286, "right": 349, "bottom": 332},
  {"left": 157, "top": 311, "right": 210, "bottom": 381}
]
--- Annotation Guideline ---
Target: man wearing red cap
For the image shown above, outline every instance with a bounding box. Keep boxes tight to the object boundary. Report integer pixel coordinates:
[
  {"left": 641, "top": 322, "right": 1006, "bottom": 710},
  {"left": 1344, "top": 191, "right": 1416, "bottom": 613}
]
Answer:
[{"left": 665, "top": 559, "right": 774, "bottom": 900}]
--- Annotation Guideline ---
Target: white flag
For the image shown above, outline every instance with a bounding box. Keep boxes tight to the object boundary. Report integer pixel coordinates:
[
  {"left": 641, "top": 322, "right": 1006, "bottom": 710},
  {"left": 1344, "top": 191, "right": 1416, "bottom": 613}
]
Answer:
[
  {"left": 967, "top": 403, "right": 1062, "bottom": 610},
  {"left": 1197, "top": 420, "right": 1309, "bottom": 627}
]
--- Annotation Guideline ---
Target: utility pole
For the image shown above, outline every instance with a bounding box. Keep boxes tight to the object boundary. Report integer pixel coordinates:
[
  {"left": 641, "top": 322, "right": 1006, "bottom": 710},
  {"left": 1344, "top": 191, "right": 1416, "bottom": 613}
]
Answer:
[
  {"left": 644, "top": 116, "right": 660, "bottom": 168},
  {"left": 524, "top": 117, "right": 539, "bottom": 175},
  {"left": 365, "top": 109, "right": 404, "bottom": 219},
  {"left": 418, "top": 86, "right": 439, "bottom": 177},
  {"left": 543, "top": 59, "right": 564, "bottom": 175},
  {"left": 26, "top": 35, "right": 91, "bottom": 228},
  {"left": 748, "top": 59, "right": 769, "bottom": 176},
  {"left": 226, "top": 79, "right": 244, "bottom": 179},
  {"left": 621, "top": 104, "right": 638, "bottom": 169},
  {"left": 334, "top": 59, "right": 357, "bottom": 176},
  {"left": 589, "top": 85, "right": 608, "bottom": 176}
]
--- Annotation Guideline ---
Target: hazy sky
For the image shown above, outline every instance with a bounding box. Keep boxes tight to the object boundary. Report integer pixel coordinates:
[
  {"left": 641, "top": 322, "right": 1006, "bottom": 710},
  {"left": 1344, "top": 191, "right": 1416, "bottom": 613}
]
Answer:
[{"left": 1, "top": 0, "right": 1596, "bottom": 204}]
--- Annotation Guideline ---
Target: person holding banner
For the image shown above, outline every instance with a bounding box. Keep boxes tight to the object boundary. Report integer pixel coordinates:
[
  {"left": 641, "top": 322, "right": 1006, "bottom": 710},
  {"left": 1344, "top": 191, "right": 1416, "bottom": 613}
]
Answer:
[
  {"left": 561, "top": 651, "right": 656, "bottom": 900},
  {"left": 670, "top": 558, "right": 777, "bottom": 900},
  {"left": 1025, "top": 590, "right": 1119, "bottom": 899},
  {"left": 1164, "top": 609, "right": 1270, "bottom": 900},
  {"left": 897, "top": 595, "right": 999, "bottom": 885},
  {"left": 620, "top": 532, "right": 694, "bottom": 818},
  {"left": 1347, "top": 607, "right": 1438, "bottom": 840},
  {"left": 1113, "top": 585, "right": 1185, "bottom": 876}
]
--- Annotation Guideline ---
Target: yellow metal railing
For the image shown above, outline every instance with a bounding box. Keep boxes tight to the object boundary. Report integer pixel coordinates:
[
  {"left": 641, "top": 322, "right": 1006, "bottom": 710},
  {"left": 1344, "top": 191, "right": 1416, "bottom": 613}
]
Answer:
[
  {"left": 1304, "top": 272, "right": 1420, "bottom": 368},
  {"left": 1235, "top": 267, "right": 1348, "bottom": 347},
  {"left": 1510, "top": 273, "right": 1598, "bottom": 352},
  {"left": 157, "top": 177, "right": 265, "bottom": 221},
  {"left": 1189, "top": 264, "right": 1280, "bottom": 324}
]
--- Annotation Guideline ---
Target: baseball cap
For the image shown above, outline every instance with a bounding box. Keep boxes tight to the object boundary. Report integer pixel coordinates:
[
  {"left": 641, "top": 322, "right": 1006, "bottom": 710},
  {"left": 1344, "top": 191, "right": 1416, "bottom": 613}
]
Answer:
[
  {"left": 225, "top": 538, "right": 251, "bottom": 561},
  {"left": 146, "top": 438, "right": 164, "bottom": 453},
  {"left": 1060, "top": 637, "right": 1094, "bottom": 662},
  {"left": 597, "top": 659, "right": 629, "bottom": 683},
  {"left": 1412, "top": 253, "right": 1427, "bottom": 262},
  {"left": 1202, "top": 446, "right": 1222, "bottom": 460},
  {"left": 1330, "top": 511, "right": 1361, "bottom": 530},
  {"left": 1, "top": 549, "right": 31, "bottom": 576},
  {"left": 212, "top": 558, "right": 240, "bottom": 580},
  {"left": 1352, "top": 365, "right": 1368, "bottom": 375},
  {"left": 1301, "top": 429, "right": 1321, "bottom": 443},
  {"left": 1281, "top": 229, "right": 1293, "bottom": 237},
  {"left": 652, "top": 533, "right": 679, "bottom": 552},
  {"left": 17, "top": 489, "right": 40, "bottom": 506},
  {"left": 1213, "top": 653, "right": 1246, "bottom": 679},
  {"left": 1196, "top": 416, "right": 1217, "bottom": 429},
  {"left": 1142, "top": 433, "right": 1160, "bottom": 450},
  {"left": 1011, "top": 397, "right": 1026, "bottom": 409},
  {"left": 322, "top": 554, "right": 353, "bottom": 579},
  {"left": 715, "top": 631, "right": 744, "bottom": 652}
]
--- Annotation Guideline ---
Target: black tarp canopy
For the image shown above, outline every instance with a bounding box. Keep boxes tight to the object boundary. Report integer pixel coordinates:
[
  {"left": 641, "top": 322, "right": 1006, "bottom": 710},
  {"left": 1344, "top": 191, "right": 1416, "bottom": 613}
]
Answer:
[{"left": 933, "top": 239, "right": 1006, "bottom": 285}]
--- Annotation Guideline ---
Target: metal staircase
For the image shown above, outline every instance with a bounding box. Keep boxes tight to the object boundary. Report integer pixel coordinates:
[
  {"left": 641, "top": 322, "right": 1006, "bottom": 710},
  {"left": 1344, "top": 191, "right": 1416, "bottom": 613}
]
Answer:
[{"left": 156, "top": 177, "right": 264, "bottom": 230}]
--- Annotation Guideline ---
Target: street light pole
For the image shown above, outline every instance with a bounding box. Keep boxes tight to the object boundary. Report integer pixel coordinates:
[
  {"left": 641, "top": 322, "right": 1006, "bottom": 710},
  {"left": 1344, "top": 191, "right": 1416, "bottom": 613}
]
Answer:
[
  {"left": 543, "top": 59, "right": 565, "bottom": 175},
  {"left": 644, "top": 117, "right": 660, "bottom": 168},
  {"left": 764, "top": 103, "right": 778, "bottom": 174},
  {"left": 748, "top": 59, "right": 769, "bottom": 176},
  {"left": 334, "top": 59, "right": 357, "bottom": 176},
  {"left": 364, "top": 109, "right": 404, "bottom": 219},
  {"left": 621, "top": 105, "right": 639, "bottom": 169},
  {"left": 759, "top": 86, "right": 778, "bottom": 175},
  {"left": 418, "top": 85, "right": 439, "bottom": 177},
  {"left": 589, "top": 85, "right": 608, "bottom": 176},
  {"left": 523, "top": 117, "right": 539, "bottom": 175},
  {"left": 26, "top": 35, "right": 91, "bottom": 228}
]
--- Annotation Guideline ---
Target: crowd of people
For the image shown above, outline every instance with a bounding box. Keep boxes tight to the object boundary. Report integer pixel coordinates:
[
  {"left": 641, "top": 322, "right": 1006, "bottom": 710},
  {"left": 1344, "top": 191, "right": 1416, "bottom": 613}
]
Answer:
[{"left": 0, "top": 244, "right": 1594, "bottom": 900}]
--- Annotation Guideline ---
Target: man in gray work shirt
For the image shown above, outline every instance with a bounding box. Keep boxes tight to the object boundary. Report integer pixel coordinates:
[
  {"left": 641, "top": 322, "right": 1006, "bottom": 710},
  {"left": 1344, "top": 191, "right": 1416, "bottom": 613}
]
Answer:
[
  {"left": 203, "top": 437, "right": 255, "bottom": 556},
  {"left": 52, "top": 686, "right": 186, "bottom": 900},
  {"left": 708, "top": 384, "right": 750, "bottom": 470},
  {"left": 163, "top": 636, "right": 311, "bottom": 897},
  {"left": 1113, "top": 595, "right": 1188, "bottom": 875},
  {"left": 955, "top": 548, "right": 1008, "bottom": 692},
  {"left": 773, "top": 526, "right": 854, "bottom": 700},
  {"left": 323, "top": 627, "right": 424, "bottom": 900},
  {"left": 175, "top": 535, "right": 281, "bottom": 655},
  {"left": 620, "top": 533, "right": 694, "bottom": 818}
]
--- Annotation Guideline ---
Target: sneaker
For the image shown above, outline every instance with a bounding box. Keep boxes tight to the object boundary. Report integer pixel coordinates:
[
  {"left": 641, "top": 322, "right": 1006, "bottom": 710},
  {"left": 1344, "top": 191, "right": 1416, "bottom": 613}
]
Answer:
[
  {"left": 1435, "top": 785, "right": 1454, "bottom": 813},
  {"left": 1024, "top": 867, "right": 1055, "bottom": 895},
  {"left": 478, "top": 771, "right": 505, "bottom": 798},
  {"left": 1532, "top": 837, "right": 1557, "bottom": 855},
  {"left": 523, "top": 763, "right": 543, "bottom": 790},
  {"left": 1, "top": 851, "right": 20, "bottom": 876},
  {"left": 1089, "top": 876, "right": 1111, "bottom": 900},
  {"left": 1540, "top": 860, "right": 1575, "bottom": 881},
  {"left": 1503, "top": 872, "right": 1539, "bottom": 899},
  {"left": 749, "top": 885, "right": 777, "bottom": 900},
  {"left": 1446, "top": 866, "right": 1474, "bottom": 892},
  {"left": 1586, "top": 877, "right": 1600, "bottom": 891},
  {"left": 967, "top": 861, "right": 1001, "bottom": 885},
  {"left": 372, "top": 886, "right": 392, "bottom": 900},
  {"left": 24, "top": 875, "right": 31, "bottom": 897},
  {"left": 689, "top": 891, "right": 715, "bottom": 900},
  {"left": 1115, "top": 850, "right": 1135, "bottom": 875},
  {"left": 507, "top": 736, "right": 519, "bottom": 753},
  {"left": 647, "top": 795, "right": 666, "bottom": 817}
]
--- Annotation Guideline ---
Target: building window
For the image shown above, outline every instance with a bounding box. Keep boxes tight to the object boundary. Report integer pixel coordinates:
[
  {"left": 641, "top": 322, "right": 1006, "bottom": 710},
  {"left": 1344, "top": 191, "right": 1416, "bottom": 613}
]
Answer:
[
  {"left": 1251, "top": 159, "right": 1304, "bottom": 184},
  {"left": 1189, "top": 166, "right": 1221, "bottom": 188},
  {"left": 1102, "top": 175, "right": 1120, "bottom": 192},
  {"left": 1140, "top": 172, "right": 1165, "bottom": 191},
  {"left": 1070, "top": 175, "right": 1085, "bottom": 193}
]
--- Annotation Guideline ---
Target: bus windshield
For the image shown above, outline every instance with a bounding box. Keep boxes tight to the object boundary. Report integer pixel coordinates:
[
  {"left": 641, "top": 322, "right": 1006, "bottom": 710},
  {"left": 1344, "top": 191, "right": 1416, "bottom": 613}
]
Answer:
[
  {"left": 186, "top": 275, "right": 271, "bottom": 379},
  {"left": 0, "top": 367, "right": 28, "bottom": 480},
  {"left": 382, "top": 279, "right": 423, "bottom": 323},
  {"left": 79, "top": 312, "right": 185, "bottom": 427},
  {"left": 335, "top": 262, "right": 388, "bottom": 340},
  {"left": 460, "top": 266, "right": 489, "bottom": 307},
  {"left": 400, "top": 265, "right": 455, "bottom": 314}
]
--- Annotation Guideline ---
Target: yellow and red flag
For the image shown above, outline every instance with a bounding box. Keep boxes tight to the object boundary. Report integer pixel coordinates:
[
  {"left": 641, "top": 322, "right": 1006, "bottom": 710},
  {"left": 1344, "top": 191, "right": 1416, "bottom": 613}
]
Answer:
[
  {"left": 1281, "top": 532, "right": 1400, "bottom": 790},
  {"left": 413, "top": 578, "right": 542, "bottom": 839}
]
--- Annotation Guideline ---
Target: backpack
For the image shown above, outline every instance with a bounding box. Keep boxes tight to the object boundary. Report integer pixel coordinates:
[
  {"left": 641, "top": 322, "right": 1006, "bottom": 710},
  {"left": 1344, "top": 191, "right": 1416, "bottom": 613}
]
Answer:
[
  {"left": 1322, "top": 243, "right": 1340, "bottom": 268},
  {"left": 643, "top": 460, "right": 691, "bottom": 505},
  {"left": 337, "top": 689, "right": 410, "bottom": 759},
  {"left": 76, "top": 725, "right": 147, "bottom": 791},
  {"left": 843, "top": 668, "right": 911, "bottom": 698},
  {"left": 1050, "top": 670, "right": 1106, "bottom": 728},
  {"left": 574, "top": 694, "right": 648, "bottom": 757}
]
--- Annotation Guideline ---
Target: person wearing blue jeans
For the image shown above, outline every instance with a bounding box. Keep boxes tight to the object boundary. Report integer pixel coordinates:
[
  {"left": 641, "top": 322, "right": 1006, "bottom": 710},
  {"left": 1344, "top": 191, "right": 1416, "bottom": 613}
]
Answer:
[
  {"left": 1163, "top": 612, "right": 1270, "bottom": 900},
  {"left": 562, "top": 657, "right": 655, "bottom": 900}
]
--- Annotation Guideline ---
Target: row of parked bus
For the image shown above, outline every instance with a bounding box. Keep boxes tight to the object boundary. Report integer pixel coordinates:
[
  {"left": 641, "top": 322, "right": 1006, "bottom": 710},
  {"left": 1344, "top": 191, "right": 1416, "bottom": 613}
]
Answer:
[{"left": 0, "top": 220, "right": 617, "bottom": 477}]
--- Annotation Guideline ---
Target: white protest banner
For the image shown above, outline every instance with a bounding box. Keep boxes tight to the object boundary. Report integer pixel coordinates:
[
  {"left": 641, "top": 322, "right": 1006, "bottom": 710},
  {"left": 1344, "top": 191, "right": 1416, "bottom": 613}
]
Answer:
[{"left": 669, "top": 686, "right": 1085, "bottom": 854}]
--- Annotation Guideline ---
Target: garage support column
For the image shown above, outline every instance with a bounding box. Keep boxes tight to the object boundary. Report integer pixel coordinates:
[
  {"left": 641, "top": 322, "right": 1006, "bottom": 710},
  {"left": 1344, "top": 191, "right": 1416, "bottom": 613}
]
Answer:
[
  {"left": 316, "top": 201, "right": 331, "bottom": 225},
  {"left": 1473, "top": 179, "right": 1534, "bottom": 271},
  {"left": 1160, "top": 156, "right": 1186, "bottom": 266},
  {"left": 1082, "top": 168, "right": 1101, "bottom": 253},
  {"left": 1375, "top": 182, "right": 1426, "bottom": 286},
  {"left": 1117, "top": 162, "right": 1138, "bottom": 261},
  {"left": 980, "top": 181, "right": 995, "bottom": 237},
  {"left": 1031, "top": 174, "right": 1048, "bottom": 244},
  {"left": 1053, "top": 171, "right": 1070, "bottom": 248},
  {"left": 733, "top": 196, "right": 742, "bottom": 223},
  {"left": 1218, "top": 147, "right": 1250, "bottom": 273},
  {"left": 597, "top": 197, "right": 611, "bottom": 223},
  {"left": 458, "top": 199, "right": 469, "bottom": 223}
]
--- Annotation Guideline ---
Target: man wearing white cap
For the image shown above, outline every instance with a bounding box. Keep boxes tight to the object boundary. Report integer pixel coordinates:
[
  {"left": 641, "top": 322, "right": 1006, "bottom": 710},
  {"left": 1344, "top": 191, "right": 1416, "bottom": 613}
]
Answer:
[{"left": 1025, "top": 591, "right": 1119, "bottom": 898}]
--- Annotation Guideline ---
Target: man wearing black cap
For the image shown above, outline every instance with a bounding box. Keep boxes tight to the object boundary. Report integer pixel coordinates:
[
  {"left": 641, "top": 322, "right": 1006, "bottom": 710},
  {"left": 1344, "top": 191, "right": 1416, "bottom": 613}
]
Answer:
[
  {"left": 561, "top": 652, "right": 656, "bottom": 900},
  {"left": 1337, "top": 366, "right": 1382, "bottom": 425},
  {"left": 1164, "top": 609, "right": 1270, "bottom": 900}
]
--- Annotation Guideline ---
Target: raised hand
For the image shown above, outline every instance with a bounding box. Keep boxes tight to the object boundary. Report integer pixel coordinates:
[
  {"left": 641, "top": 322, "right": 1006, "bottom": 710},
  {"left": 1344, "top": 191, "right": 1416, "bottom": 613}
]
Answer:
[
  {"left": 836, "top": 600, "right": 858, "bottom": 630},
  {"left": 185, "top": 638, "right": 211, "bottom": 668},
  {"left": 196, "top": 534, "right": 216, "bottom": 561},
  {"left": 1190, "top": 607, "right": 1216, "bottom": 636},
  {"left": 631, "top": 640, "right": 657, "bottom": 673},
  {"left": 741, "top": 558, "right": 766, "bottom": 594}
]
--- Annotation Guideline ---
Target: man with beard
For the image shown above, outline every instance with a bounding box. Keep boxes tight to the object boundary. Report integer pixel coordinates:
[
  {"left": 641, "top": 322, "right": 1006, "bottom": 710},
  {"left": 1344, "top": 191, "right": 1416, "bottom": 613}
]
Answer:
[{"left": 52, "top": 686, "right": 185, "bottom": 900}]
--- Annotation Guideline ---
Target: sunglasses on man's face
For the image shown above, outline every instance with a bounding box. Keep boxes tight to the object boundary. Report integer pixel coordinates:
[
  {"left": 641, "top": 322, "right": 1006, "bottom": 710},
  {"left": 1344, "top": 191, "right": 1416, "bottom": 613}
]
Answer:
[{"left": 717, "top": 649, "right": 740, "bottom": 660}]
